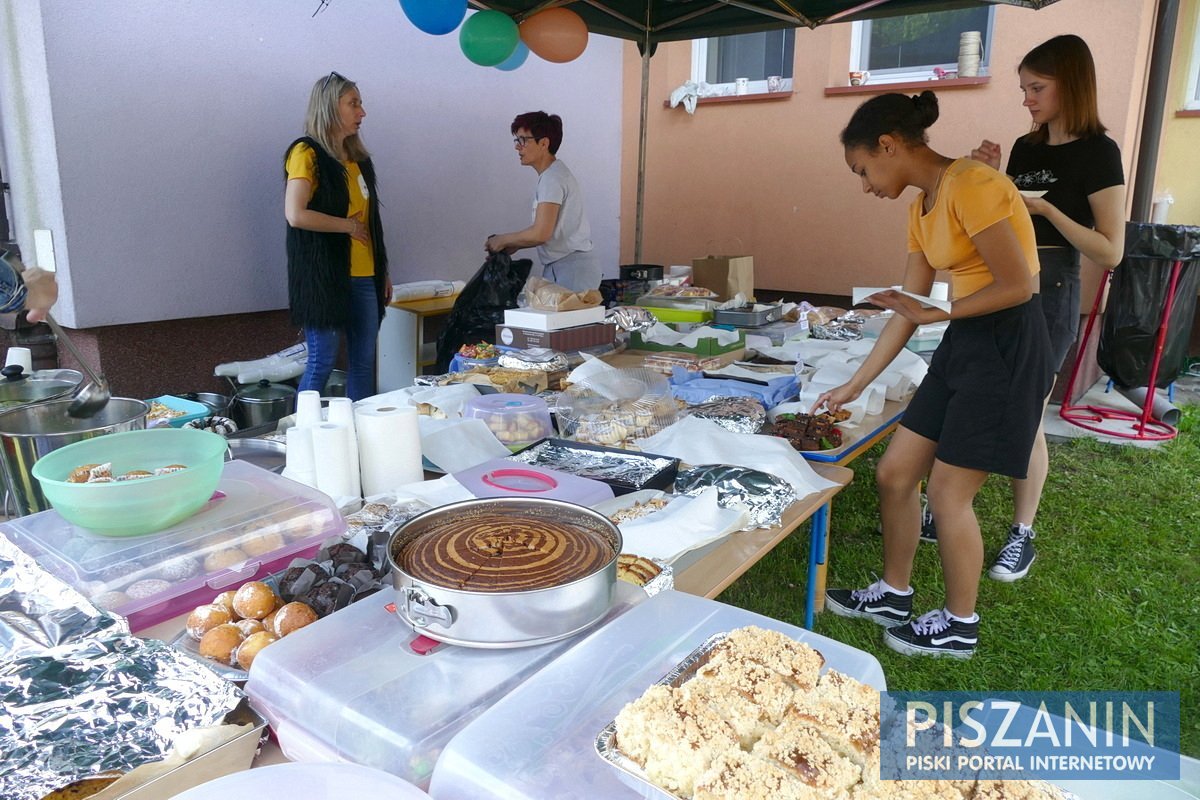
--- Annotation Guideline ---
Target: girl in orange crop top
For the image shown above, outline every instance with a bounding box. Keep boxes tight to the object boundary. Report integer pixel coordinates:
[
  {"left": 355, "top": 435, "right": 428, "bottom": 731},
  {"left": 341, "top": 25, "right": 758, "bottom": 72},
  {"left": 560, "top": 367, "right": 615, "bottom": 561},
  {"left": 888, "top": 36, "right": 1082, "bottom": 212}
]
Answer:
[{"left": 818, "top": 91, "right": 1053, "bottom": 660}]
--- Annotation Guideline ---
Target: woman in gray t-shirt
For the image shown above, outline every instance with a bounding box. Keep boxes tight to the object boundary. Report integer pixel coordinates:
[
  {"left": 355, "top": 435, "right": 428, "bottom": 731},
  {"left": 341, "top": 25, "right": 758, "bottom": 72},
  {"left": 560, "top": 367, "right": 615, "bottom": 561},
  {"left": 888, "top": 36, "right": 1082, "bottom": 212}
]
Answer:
[{"left": 485, "top": 112, "right": 601, "bottom": 292}]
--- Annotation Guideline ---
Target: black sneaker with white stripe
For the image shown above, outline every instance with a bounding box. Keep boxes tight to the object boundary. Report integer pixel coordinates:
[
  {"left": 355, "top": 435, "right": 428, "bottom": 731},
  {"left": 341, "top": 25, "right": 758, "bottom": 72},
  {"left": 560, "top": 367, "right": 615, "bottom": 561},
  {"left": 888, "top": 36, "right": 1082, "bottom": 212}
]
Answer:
[
  {"left": 874, "top": 493, "right": 938, "bottom": 543},
  {"left": 884, "top": 609, "right": 978, "bottom": 659},
  {"left": 825, "top": 580, "right": 913, "bottom": 627},
  {"left": 919, "top": 496, "right": 938, "bottom": 544},
  {"left": 988, "top": 524, "right": 1037, "bottom": 582}
]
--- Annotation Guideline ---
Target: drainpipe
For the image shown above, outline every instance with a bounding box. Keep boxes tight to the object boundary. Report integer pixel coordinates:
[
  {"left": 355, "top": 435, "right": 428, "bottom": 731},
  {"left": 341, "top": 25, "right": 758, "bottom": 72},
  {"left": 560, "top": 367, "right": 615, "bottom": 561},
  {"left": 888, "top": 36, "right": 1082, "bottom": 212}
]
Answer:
[{"left": 1130, "top": 0, "right": 1180, "bottom": 221}]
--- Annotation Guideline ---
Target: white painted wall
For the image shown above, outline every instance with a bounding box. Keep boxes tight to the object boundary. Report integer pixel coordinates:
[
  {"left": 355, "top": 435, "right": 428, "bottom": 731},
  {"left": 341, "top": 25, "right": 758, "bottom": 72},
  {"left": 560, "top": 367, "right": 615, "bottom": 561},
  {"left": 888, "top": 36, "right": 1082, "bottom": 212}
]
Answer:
[{"left": 0, "top": 0, "right": 622, "bottom": 328}]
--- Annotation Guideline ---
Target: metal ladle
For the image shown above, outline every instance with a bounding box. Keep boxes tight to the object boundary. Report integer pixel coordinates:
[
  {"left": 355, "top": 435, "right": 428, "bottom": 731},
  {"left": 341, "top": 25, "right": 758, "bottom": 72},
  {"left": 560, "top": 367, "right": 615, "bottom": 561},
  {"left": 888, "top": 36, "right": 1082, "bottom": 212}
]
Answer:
[{"left": 42, "top": 313, "right": 112, "bottom": 418}]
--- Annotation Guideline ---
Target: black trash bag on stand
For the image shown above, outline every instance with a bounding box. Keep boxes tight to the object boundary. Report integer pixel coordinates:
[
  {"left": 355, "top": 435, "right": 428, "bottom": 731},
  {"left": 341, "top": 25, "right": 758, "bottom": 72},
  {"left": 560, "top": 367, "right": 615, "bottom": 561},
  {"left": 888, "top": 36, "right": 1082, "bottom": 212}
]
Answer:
[
  {"left": 1097, "top": 223, "right": 1200, "bottom": 390},
  {"left": 434, "top": 252, "right": 532, "bottom": 373}
]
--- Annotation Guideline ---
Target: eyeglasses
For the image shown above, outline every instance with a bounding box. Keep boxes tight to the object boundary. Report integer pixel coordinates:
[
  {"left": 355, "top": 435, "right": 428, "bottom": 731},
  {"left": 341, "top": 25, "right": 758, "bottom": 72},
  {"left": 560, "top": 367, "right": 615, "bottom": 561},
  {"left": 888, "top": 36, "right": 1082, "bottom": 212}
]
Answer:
[
  {"left": 321, "top": 71, "right": 347, "bottom": 92},
  {"left": 513, "top": 135, "right": 541, "bottom": 148}
]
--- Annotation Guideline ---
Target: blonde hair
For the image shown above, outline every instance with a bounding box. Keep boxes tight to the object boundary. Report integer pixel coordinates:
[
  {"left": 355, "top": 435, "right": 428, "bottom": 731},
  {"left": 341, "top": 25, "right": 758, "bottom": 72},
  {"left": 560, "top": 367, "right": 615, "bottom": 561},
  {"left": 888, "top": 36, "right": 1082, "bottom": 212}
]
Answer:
[{"left": 304, "top": 72, "right": 370, "bottom": 162}]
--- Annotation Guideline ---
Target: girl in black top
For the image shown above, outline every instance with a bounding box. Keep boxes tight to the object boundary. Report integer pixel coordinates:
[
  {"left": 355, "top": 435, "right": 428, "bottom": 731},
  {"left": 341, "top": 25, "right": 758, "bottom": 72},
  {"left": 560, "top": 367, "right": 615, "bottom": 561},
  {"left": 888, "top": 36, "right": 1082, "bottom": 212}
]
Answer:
[{"left": 968, "top": 34, "right": 1126, "bottom": 582}]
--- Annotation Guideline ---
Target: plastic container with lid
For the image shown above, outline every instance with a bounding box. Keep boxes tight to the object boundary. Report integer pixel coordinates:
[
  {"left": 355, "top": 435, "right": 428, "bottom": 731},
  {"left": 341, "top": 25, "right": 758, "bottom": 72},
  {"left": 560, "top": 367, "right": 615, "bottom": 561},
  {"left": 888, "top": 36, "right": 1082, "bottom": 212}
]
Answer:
[
  {"left": 554, "top": 368, "right": 678, "bottom": 447},
  {"left": 428, "top": 590, "right": 886, "bottom": 799},
  {"left": 174, "top": 763, "right": 432, "bottom": 799},
  {"left": 245, "top": 582, "right": 646, "bottom": 787},
  {"left": 463, "top": 393, "right": 552, "bottom": 451},
  {"left": 0, "top": 459, "right": 344, "bottom": 631}
]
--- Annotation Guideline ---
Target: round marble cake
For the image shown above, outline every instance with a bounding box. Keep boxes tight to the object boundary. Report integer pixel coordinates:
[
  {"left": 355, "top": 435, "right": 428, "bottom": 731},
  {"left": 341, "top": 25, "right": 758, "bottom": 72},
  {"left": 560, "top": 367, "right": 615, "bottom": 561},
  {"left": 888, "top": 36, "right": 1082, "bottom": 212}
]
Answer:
[{"left": 395, "top": 511, "right": 614, "bottom": 592}]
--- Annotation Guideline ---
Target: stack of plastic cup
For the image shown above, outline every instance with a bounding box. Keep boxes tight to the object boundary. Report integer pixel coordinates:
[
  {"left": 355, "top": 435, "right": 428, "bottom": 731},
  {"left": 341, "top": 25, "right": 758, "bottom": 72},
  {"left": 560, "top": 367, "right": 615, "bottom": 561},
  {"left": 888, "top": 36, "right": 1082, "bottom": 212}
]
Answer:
[{"left": 958, "top": 30, "right": 982, "bottom": 77}]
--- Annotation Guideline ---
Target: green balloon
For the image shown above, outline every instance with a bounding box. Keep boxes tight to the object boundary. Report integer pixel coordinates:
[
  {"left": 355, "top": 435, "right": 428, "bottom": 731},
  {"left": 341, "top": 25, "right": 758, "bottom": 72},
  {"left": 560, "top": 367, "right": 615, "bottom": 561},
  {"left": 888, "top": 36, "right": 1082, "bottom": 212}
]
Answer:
[{"left": 459, "top": 10, "right": 518, "bottom": 67}]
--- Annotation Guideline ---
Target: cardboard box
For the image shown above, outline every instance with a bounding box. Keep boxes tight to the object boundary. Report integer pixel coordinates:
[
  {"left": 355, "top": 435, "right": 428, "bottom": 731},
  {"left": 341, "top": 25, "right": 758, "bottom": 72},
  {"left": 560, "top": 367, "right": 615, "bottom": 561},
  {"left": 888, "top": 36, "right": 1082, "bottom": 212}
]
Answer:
[
  {"left": 629, "top": 329, "right": 747, "bottom": 356},
  {"left": 692, "top": 255, "right": 755, "bottom": 302},
  {"left": 502, "top": 305, "right": 607, "bottom": 331},
  {"left": 495, "top": 322, "right": 616, "bottom": 351}
]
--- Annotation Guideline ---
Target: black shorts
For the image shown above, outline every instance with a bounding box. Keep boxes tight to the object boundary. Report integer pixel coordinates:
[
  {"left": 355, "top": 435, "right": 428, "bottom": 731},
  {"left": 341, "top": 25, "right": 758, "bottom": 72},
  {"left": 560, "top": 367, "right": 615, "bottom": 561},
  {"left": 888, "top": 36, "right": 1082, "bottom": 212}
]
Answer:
[
  {"left": 901, "top": 297, "right": 1054, "bottom": 479},
  {"left": 1037, "top": 248, "right": 1082, "bottom": 372}
]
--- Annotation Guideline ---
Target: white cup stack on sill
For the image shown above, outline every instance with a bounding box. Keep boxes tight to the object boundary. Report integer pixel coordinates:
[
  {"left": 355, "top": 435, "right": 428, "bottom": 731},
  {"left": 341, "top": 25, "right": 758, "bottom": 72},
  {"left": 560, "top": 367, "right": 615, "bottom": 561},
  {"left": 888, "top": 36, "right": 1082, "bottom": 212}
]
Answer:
[{"left": 958, "top": 30, "right": 982, "bottom": 78}]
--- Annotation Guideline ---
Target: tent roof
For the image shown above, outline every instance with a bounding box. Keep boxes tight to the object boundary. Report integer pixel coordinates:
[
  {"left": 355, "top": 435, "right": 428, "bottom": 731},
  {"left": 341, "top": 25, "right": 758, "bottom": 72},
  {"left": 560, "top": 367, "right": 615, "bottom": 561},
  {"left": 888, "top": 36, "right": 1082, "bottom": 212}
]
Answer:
[{"left": 472, "top": 0, "right": 1062, "bottom": 49}]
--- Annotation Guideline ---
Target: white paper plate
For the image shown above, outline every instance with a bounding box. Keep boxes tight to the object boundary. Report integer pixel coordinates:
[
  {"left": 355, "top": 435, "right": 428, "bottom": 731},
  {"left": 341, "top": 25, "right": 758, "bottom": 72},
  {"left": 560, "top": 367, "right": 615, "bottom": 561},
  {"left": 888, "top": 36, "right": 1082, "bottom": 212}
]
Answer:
[{"left": 1020, "top": 189, "right": 1048, "bottom": 198}]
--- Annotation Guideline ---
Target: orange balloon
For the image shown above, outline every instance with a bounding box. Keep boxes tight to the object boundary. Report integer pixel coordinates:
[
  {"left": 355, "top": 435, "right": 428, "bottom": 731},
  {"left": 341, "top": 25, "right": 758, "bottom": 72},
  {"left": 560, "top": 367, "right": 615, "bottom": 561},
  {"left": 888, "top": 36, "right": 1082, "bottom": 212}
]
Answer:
[{"left": 519, "top": 7, "right": 588, "bottom": 63}]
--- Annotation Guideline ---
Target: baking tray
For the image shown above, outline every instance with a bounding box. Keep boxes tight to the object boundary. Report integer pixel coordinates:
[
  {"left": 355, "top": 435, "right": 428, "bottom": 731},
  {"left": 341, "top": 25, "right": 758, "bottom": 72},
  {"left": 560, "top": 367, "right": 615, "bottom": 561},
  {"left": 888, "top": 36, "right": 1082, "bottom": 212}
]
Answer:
[
  {"left": 507, "top": 438, "right": 679, "bottom": 495},
  {"left": 712, "top": 304, "right": 784, "bottom": 328},
  {"left": 594, "top": 632, "right": 731, "bottom": 798}
]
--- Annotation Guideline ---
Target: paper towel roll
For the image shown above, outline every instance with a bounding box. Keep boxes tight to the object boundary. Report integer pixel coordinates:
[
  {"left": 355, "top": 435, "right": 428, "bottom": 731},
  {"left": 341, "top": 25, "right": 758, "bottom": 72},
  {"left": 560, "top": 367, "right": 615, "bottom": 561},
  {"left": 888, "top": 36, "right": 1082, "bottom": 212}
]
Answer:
[
  {"left": 356, "top": 404, "right": 424, "bottom": 496},
  {"left": 312, "top": 423, "right": 359, "bottom": 499},
  {"left": 282, "top": 425, "right": 318, "bottom": 488},
  {"left": 296, "top": 390, "right": 323, "bottom": 428},
  {"left": 4, "top": 346, "right": 32, "bottom": 375},
  {"left": 391, "top": 280, "right": 465, "bottom": 303}
]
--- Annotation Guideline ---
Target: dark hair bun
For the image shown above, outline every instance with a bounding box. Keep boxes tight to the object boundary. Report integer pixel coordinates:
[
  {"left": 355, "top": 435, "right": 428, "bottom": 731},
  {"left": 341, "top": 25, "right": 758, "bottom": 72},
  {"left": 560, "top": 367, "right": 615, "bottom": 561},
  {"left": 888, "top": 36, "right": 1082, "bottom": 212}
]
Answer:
[{"left": 911, "top": 91, "right": 940, "bottom": 129}]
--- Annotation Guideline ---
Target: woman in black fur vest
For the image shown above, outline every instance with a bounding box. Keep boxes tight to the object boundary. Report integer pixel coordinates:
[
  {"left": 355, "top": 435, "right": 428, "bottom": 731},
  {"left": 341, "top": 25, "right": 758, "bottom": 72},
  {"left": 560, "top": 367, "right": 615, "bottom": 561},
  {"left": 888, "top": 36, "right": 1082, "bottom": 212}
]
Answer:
[{"left": 284, "top": 71, "right": 390, "bottom": 401}]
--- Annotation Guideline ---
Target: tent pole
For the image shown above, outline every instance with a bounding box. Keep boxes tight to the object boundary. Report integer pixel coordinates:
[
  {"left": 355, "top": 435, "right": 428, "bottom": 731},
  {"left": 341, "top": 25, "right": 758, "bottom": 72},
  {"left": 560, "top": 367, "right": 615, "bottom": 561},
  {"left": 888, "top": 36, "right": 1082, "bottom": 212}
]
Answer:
[
  {"left": 634, "top": 44, "right": 651, "bottom": 264},
  {"left": 1130, "top": 0, "right": 1180, "bottom": 221}
]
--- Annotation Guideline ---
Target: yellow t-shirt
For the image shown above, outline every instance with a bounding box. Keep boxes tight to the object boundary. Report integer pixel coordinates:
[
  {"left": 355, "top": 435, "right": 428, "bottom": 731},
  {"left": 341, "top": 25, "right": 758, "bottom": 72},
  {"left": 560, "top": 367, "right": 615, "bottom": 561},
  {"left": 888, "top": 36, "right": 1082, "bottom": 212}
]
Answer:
[
  {"left": 907, "top": 159, "right": 1039, "bottom": 300},
  {"left": 285, "top": 142, "right": 374, "bottom": 278}
]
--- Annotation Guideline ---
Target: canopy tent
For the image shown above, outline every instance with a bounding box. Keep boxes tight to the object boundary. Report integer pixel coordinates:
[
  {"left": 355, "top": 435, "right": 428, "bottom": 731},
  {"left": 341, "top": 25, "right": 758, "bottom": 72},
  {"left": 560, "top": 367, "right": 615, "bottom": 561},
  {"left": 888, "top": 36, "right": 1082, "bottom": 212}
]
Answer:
[
  {"left": 473, "top": 0, "right": 1062, "bottom": 51},
  {"left": 469, "top": 0, "right": 1184, "bottom": 263}
]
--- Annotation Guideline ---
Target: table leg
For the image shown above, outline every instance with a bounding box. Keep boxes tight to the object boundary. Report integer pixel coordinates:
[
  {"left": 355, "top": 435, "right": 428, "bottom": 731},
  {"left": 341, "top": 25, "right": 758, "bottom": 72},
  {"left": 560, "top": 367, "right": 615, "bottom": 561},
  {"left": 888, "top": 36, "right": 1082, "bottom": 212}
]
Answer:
[{"left": 804, "top": 503, "right": 830, "bottom": 629}]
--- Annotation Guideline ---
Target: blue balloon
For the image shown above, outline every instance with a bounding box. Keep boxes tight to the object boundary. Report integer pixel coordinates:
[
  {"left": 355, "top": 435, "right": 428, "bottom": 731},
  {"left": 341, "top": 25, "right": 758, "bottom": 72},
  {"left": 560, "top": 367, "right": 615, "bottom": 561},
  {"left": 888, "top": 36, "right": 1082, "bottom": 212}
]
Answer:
[
  {"left": 494, "top": 40, "right": 529, "bottom": 71},
  {"left": 399, "top": 0, "right": 467, "bottom": 35}
]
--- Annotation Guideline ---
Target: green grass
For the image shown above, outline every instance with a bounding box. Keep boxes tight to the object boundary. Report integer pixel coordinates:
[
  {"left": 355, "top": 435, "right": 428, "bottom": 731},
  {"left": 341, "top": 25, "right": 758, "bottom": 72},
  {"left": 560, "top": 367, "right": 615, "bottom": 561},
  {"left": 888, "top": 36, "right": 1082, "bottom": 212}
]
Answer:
[{"left": 717, "top": 405, "right": 1200, "bottom": 758}]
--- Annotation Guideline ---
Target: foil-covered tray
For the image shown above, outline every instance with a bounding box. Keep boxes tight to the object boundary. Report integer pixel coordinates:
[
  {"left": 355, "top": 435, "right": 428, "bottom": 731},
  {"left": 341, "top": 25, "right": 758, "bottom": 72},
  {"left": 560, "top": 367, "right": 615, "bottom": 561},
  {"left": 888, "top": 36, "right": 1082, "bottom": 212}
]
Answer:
[
  {"left": 508, "top": 438, "right": 678, "bottom": 495},
  {"left": 595, "top": 632, "right": 730, "bottom": 798}
]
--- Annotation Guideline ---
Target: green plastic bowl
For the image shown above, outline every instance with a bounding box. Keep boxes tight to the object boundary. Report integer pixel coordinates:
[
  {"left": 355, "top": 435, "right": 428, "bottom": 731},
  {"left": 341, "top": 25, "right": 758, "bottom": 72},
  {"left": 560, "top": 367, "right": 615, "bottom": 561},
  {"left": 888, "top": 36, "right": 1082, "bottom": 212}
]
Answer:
[{"left": 32, "top": 428, "right": 228, "bottom": 537}]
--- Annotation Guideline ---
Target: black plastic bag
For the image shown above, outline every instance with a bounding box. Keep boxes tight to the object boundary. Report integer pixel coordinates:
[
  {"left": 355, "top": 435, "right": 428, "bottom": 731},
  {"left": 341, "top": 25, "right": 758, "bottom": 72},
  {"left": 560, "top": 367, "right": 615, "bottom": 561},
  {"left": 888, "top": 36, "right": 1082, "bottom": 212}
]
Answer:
[
  {"left": 1098, "top": 223, "right": 1200, "bottom": 389},
  {"left": 434, "top": 252, "right": 532, "bottom": 372}
]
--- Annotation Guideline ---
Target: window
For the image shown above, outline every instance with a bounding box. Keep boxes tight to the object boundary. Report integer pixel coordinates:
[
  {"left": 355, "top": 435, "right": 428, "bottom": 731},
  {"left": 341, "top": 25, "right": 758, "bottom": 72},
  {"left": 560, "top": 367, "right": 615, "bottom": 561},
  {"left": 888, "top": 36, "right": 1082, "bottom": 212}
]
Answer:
[
  {"left": 851, "top": 8, "right": 995, "bottom": 83},
  {"left": 1187, "top": 11, "right": 1200, "bottom": 110},
  {"left": 692, "top": 30, "right": 795, "bottom": 94}
]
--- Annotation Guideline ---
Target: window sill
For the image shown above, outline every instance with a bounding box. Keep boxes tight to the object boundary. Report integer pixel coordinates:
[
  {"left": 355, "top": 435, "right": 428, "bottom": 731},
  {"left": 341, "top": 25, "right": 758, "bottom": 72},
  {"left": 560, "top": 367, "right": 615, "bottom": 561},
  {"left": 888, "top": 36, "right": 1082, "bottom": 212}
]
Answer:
[
  {"left": 1176, "top": 109, "right": 1200, "bottom": 117},
  {"left": 663, "top": 90, "right": 793, "bottom": 109},
  {"left": 824, "top": 76, "right": 990, "bottom": 96}
]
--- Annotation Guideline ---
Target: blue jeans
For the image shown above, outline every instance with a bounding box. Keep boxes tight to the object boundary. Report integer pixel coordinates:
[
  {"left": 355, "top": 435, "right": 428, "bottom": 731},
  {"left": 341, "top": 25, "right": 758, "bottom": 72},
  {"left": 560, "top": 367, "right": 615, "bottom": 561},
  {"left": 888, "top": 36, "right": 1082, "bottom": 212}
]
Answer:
[{"left": 299, "top": 277, "right": 379, "bottom": 401}]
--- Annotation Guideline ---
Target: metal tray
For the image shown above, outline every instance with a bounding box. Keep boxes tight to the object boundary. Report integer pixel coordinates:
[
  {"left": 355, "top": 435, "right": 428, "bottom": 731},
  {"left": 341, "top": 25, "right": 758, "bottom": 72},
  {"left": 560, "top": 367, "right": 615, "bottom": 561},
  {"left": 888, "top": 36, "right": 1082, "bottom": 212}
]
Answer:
[
  {"left": 227, "top": 436, "right": 286, "bottom": 474},
  {"left": 712, "top": 304, "right": 784, "bottom": 328},
  {"left": 594, "top": 631, "right": 732, "bottom": 798}
]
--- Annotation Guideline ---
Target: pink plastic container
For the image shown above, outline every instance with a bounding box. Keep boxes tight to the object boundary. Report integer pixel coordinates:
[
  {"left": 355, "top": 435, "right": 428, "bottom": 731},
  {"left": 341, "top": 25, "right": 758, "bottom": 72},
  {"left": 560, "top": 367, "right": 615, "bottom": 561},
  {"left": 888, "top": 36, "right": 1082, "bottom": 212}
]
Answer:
[{"left": 0, "top": 460, "right": 344, "bottom": 631}]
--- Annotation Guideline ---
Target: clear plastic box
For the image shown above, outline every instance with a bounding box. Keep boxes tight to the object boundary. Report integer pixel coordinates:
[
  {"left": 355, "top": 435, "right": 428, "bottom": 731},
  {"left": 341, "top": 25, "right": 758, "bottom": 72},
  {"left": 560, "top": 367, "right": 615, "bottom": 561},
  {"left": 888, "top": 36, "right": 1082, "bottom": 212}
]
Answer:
[
  {"left": 0, "top": 460, "right": 343, "bottom": 631},
  {"left": 245, "top": 582, "right": 647, "bottom": 788},
  {"left": 427, "top": 590, "right": 886, "bottom": 799},
  {"left": 555, "top": 368, "right": 678, "bottom": 447},
  {"left": 462, "top": 393, "right": 552, "bottom": 451}
]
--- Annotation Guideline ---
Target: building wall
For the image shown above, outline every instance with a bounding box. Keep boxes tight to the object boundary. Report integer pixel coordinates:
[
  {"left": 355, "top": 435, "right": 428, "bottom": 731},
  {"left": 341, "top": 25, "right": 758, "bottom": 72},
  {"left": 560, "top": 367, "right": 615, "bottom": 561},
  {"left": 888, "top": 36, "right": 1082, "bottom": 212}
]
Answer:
[
  {"left": 0, "top": 0, "right": 623, "bottom": 330},
  {"left": 619, "top": 1, "right": 1155, "bottom": 300},
  {"left": 1157, "top": 0, "right": 1200, "bottom": 226}
]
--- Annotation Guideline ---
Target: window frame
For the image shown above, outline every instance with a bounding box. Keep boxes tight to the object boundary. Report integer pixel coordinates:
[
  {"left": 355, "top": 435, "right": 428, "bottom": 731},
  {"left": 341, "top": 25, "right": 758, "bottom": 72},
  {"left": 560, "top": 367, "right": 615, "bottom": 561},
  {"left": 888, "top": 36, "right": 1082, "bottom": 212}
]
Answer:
[
  {"left": 691, "top": 32, "right": 796, "bottom": 96},
  {"left": 850, "top": 7, "right": 996, "bottom": 84}
]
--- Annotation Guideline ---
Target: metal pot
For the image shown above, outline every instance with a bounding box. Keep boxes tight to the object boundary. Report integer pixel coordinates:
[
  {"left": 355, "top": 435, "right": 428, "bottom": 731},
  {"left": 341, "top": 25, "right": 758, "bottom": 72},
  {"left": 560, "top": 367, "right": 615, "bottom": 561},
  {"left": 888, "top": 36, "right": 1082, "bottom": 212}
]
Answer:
[
  {"left": 232, "top": 380, "right": 296, "bottom": 429},
  {"left": 181, "top": 391, "right": 231, "bottom": 416},
  {"left": 0, "top": 368, "right": 83, "bottom": 411},
  {"left": 388, "top": 497, "right": 621, "bottom": 648},
  {"left": 0, "top": 397, "right": 149, "bottom": 516}
]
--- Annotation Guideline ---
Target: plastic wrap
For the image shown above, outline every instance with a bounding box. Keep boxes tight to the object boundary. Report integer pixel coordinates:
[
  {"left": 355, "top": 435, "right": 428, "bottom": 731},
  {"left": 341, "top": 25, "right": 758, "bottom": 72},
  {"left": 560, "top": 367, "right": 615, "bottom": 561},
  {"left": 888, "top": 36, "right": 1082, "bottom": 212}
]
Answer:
[
  {"left": 674, "top": 463, "right": 797, "bottom": 529},
  {"left": 0, "top": 536, "right": 243, "bottom": 800}
]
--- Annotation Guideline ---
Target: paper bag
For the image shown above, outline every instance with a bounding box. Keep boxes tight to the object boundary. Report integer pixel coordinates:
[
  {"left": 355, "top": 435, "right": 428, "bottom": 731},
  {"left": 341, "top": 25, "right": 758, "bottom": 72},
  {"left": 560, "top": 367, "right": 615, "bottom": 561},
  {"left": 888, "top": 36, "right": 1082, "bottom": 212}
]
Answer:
[{"left": 692, "top": 255, "right": 755, "bottom": 302}]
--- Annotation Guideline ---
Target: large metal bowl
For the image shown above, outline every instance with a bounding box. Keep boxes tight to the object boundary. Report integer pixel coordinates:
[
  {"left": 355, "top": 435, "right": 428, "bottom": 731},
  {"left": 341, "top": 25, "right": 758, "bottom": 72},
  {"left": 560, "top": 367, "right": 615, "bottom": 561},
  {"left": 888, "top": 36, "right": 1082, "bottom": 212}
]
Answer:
[{"left": 387, "top": 497, "right": 621, "bottom": 648}]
